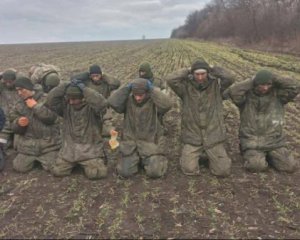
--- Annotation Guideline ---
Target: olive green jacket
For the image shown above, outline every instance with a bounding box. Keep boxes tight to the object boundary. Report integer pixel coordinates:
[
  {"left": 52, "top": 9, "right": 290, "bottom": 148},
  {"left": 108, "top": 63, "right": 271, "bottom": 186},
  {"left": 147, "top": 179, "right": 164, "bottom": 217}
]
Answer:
[
  {"left": 9, "top": 91, "right": 61, "bottom": 155},
  {"left": 108, "top": 85, "right": 172, "bottom": 156},
  {"left": 47, "top": 83, "right": 107, "bottom": 162},
  {"left": 227, "top": 76, "right": 300, "bottom": 151},
  {"left": 0, "top": 83, "right": 21, "bottom": 142},
  {"left": 166, "top": 66, "right": 234, "bottom": 148}
]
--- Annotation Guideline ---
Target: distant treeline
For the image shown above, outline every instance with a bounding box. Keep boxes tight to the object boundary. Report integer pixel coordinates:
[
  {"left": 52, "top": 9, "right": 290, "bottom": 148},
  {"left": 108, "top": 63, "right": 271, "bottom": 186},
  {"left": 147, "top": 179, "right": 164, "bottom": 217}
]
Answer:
[{"left": 171, "top": 0, "right": 300, "bottom": 45}]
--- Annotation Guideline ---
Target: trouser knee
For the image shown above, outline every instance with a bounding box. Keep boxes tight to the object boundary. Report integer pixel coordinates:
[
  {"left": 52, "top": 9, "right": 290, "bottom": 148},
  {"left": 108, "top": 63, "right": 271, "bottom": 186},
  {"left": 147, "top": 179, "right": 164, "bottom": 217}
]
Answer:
[
  {"left": 180, "top": 144, "right": 201, "bottom": 175},
  {"left": 51, "top": 165, "right": 72, "bottom": 177},
  {"left": 13, "top": 154, "right": 34, "bottom": 173},
  {"left": 51, "top": 158, "right": 73, "bottom": 177},
  {"left": 210, "top": 164, "right": 231, "bottom": 177},
  {"left": 243, "top": 150, "right": 268, "bottom": 172},
  {"left": 116, "top": 153, "right": 139, "bottom": 178},
  {"left": 207, "top": 144, "right": 232, "bottom": 177},
  {"left": 268, "top": 148, "right": 298, "bottom": 173},
  {"left": 83, "top": 159, "right": 108, "bottom": 179},
  {"left": 116, "top": 164, "right": 135, "bottom": 178},
  {"left": 144, "top": 155, "right": 168, "bottom": 178}
]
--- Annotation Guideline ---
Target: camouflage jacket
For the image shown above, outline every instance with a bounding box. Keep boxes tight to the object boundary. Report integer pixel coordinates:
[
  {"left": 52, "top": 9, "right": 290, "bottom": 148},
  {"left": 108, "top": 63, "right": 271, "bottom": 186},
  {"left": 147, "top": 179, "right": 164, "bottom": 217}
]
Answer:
[
  {"left": 86, "top": 74, "right": 120, "bottom": 98},
  {"left": 108, "top": 85, "right": 172, "bottom": 155},
  {"left": 227, "top": 76, "right": 300, "bottom": 151},
  {"left": 9, "top": 91, "right": 61, "bottom": 155},
  {"left": 30, "top": 63, "right": 60, "bottom": 84},
  {"left": 46, "top": 83, "right": 107, "bottom": 162},
  {"left": 166, "top": 67, "right": 234, "bottom": 148},
  {"left": 74, "top": 72, "right": 120, "bottom": 99},
  {"left": 0, "top": 83, "right": 20, "bottom": 142}
]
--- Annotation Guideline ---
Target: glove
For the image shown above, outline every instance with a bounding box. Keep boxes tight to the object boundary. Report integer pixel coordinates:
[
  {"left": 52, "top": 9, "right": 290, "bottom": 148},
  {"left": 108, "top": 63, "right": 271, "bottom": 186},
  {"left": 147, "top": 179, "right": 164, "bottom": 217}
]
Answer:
[
  {"left": 127, "top": 83, "right": 133, "bottom": 90},
  {"left": 146, "top": 80, "right": 153, "bottom": 90},
  {"left": 25, "top": 98, "right": 37, "bottom": 108},
  {"left": 18, "top": 117, "right": 29, "bottom": 127},
  {"left": 70, "top": 78, "right": 85, "bottom": 91}
]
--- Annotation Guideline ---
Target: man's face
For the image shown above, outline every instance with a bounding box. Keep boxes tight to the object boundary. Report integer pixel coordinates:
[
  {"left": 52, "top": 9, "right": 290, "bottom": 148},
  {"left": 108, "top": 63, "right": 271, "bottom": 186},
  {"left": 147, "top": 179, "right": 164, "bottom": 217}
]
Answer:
[
  {"left": 16, "top": 87, "right": 34, "bottom": 99},
  {"left": 3, "top": 79, "right": 15, "bottom": 89},
  {"left": 133, "top": 92, "right": 147, "bottom": 104},
  {"left": 68, "top": 97, "right": 83, "bottom": 105},
  {"left": 139, "top": 71, "right": 146, "bottom": 78},
  {"left": 90, "top": 74, "right": 102, "bottom": 83},
  {"left": 193, "top": 71, "right": 208, "bottom": 83},
  {"left": 256, "top": 83, "right": 272, "bottom": 95}
]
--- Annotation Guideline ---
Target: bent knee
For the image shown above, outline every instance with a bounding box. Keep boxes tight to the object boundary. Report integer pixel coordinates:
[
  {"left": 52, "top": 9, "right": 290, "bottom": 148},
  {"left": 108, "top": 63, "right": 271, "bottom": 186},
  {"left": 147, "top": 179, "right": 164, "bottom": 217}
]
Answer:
[
  {"left": 145, "top": 157, "right": 168, "bottom": 178},
  {"left": 13, "top": 159, "right": 33, "bottom": 173},
  {"left": 85, "top": 166, "right": 107, "bottom": 180},
  {"left": 211, "top": 167, "right": 231, "bottom": 177},
  {"left": 180, "top": 158, "right": 199, "bottom": 176},
  {"left": 244, "top": 159, "right": 268, "bottom": 172}
]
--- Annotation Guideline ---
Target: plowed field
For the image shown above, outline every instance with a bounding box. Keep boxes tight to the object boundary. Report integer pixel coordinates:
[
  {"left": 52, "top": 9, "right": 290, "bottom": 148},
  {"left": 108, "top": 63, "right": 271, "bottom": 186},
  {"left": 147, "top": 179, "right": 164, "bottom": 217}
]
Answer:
[{"left": 0, "top": 39, "right": 299, "bottom": 239}]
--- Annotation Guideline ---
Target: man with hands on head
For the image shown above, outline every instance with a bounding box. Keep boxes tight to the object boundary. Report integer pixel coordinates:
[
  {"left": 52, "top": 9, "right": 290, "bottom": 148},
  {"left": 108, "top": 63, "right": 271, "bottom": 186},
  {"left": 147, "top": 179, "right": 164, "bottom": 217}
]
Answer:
[
  {"left": 166, "top": 58, "right": 235, "bottom": 177},
  {"left": 226, "top": 69, "right": 300, "bottom": 173},
  {"left": 46, "top": 77, "right": 108, "bottom": 179},
  {"left": 108, "top": 78, "right": 172, "bottom": 178}
]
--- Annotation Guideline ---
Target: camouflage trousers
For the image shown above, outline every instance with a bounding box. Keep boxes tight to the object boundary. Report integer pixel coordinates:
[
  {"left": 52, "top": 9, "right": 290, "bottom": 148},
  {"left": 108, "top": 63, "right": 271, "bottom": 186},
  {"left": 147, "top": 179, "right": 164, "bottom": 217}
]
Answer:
[
  {"left": 51, "top": 157, "right": 107, "bottom": 179},
  {"left": 180, "top": 143, "right": 231, "bottom": 177},
  {"left": 117, "top": 141, "right": 168, "bottom": 178},
  {"left": 243, "top": 147, "right": 298, "bottom": 173},
  {"left": 13, "top": 150, "right": 58, "bottom": 173}
]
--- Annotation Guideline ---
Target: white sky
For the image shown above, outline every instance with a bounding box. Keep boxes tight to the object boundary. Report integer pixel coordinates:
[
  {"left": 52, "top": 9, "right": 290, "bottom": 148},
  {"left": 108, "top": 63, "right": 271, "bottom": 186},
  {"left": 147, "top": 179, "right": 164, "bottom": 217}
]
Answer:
[{"left": 0, "top": 0, "right": 209, "bottom": 44}]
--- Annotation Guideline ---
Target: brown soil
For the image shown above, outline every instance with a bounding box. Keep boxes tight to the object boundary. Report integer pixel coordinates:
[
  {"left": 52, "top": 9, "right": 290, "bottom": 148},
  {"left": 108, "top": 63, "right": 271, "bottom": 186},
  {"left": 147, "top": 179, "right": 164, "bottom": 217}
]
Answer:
[{"left": 0, "top": 39, "right": 299, "bottom": 239}]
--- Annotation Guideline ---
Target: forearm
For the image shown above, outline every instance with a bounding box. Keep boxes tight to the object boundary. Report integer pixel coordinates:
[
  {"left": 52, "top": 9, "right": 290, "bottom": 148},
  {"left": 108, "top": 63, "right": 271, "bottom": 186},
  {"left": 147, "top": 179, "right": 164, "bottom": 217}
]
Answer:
[
  {"left": 83, "top": 87, "right": 107, "bottom": 112},
  {"left": 108, "top": 84, "right": 130, "bottom": 113},
  {"left": 32, "top": 102, "right": 58, "bottom": 125},
  {"left": 150, "top": 87, "right": 172, "bottom": 114},
  {"left": 166, "top": 68, "right": 189, "bottom": 97},
  {"left": 227, "top": 78, "right": 253, "bottom": 106},
  {"left": 46, "top": 83, "right": 67, "bottom": 116}
]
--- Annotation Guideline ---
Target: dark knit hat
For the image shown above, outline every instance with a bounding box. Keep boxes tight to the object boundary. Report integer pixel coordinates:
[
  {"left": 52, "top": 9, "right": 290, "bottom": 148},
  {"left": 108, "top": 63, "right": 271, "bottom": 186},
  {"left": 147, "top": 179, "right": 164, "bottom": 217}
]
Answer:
[
  {"left": 132, "top": 78, "right": 148, "bottom": 94},
  {"left": 65, "top": 85, "right": 83, "bottom": 99},
  {"left": 253, "top": 70, "right": 273, "bottom": 86},
  {"left": 89, "top": 64, "right": 102, "bottom": 75},
  {"left": 191, "top": 59, "right": 210, "bottom": 73},
  {"left": 44, "top": 73, "right": 60, "bottom": 87},
  {"left": 139, "top": 62, "right": 153, "bottom": 79},
  {"left": 2, "top": 70, "right": 16, "bottom": 81},
  {"left": 15, "top": 76, "right": 34, "bottom": 90}
]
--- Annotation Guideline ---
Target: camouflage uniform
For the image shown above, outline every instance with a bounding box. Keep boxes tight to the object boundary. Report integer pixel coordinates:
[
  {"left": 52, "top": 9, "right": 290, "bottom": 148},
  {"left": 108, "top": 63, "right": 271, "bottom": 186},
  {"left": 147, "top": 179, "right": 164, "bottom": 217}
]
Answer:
[
  {"left": 30, "top": 63, "right": 61, "bottom": 93},
  {"left": 139, "top": 62, "right": 168, "bottom": 134},
  {"left": 74, "top": 71, "right": 120, "bottom": 137},
  {"left": 139, "top": 62, "right": 166, "bottom": 92},
  {"left": 10, "top": 91, "right": 61, "bottom": 172},
  {"left": 0, "top": 71, "right": 20, "bottom": 148},
  {"left": 166, "top": 63, "right": 234, "bottom": 177},
  {"left": 108, "top": 79, "right": 172, "bottom": 178},
  {"left": 47, "top": 83, "right": 108, "bottom": 179},
  {"left": 227, "top": 72, "right": 300, "bottom": 172}
]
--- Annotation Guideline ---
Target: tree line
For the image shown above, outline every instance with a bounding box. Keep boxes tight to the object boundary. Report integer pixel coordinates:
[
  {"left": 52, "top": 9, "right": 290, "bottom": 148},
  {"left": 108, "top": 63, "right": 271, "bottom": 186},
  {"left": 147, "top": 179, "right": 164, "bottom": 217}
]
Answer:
[{"left": 171, "top": 0, "right": 300, "bottom": 45}]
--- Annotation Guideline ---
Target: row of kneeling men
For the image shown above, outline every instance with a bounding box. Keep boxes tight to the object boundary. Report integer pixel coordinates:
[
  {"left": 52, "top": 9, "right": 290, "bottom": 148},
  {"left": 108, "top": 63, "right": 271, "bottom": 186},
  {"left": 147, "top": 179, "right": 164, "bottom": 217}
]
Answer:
[{"left": 0, "top": 59, "right": 299, "bottom": 179}]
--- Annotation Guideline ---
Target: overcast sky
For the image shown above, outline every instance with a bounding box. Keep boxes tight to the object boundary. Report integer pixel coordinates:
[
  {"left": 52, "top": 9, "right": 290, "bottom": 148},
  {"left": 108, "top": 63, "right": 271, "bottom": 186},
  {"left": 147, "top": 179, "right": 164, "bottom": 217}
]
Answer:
[{"left": 0, "top": 0, "right": 210, "bottom": 44}]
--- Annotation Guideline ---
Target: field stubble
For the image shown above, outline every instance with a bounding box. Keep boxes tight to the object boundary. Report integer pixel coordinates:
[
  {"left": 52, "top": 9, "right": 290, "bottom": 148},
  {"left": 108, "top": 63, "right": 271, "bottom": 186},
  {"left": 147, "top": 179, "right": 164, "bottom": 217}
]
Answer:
[{"left": 0, "top": 39, "right": 299, "bottom": 239}]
